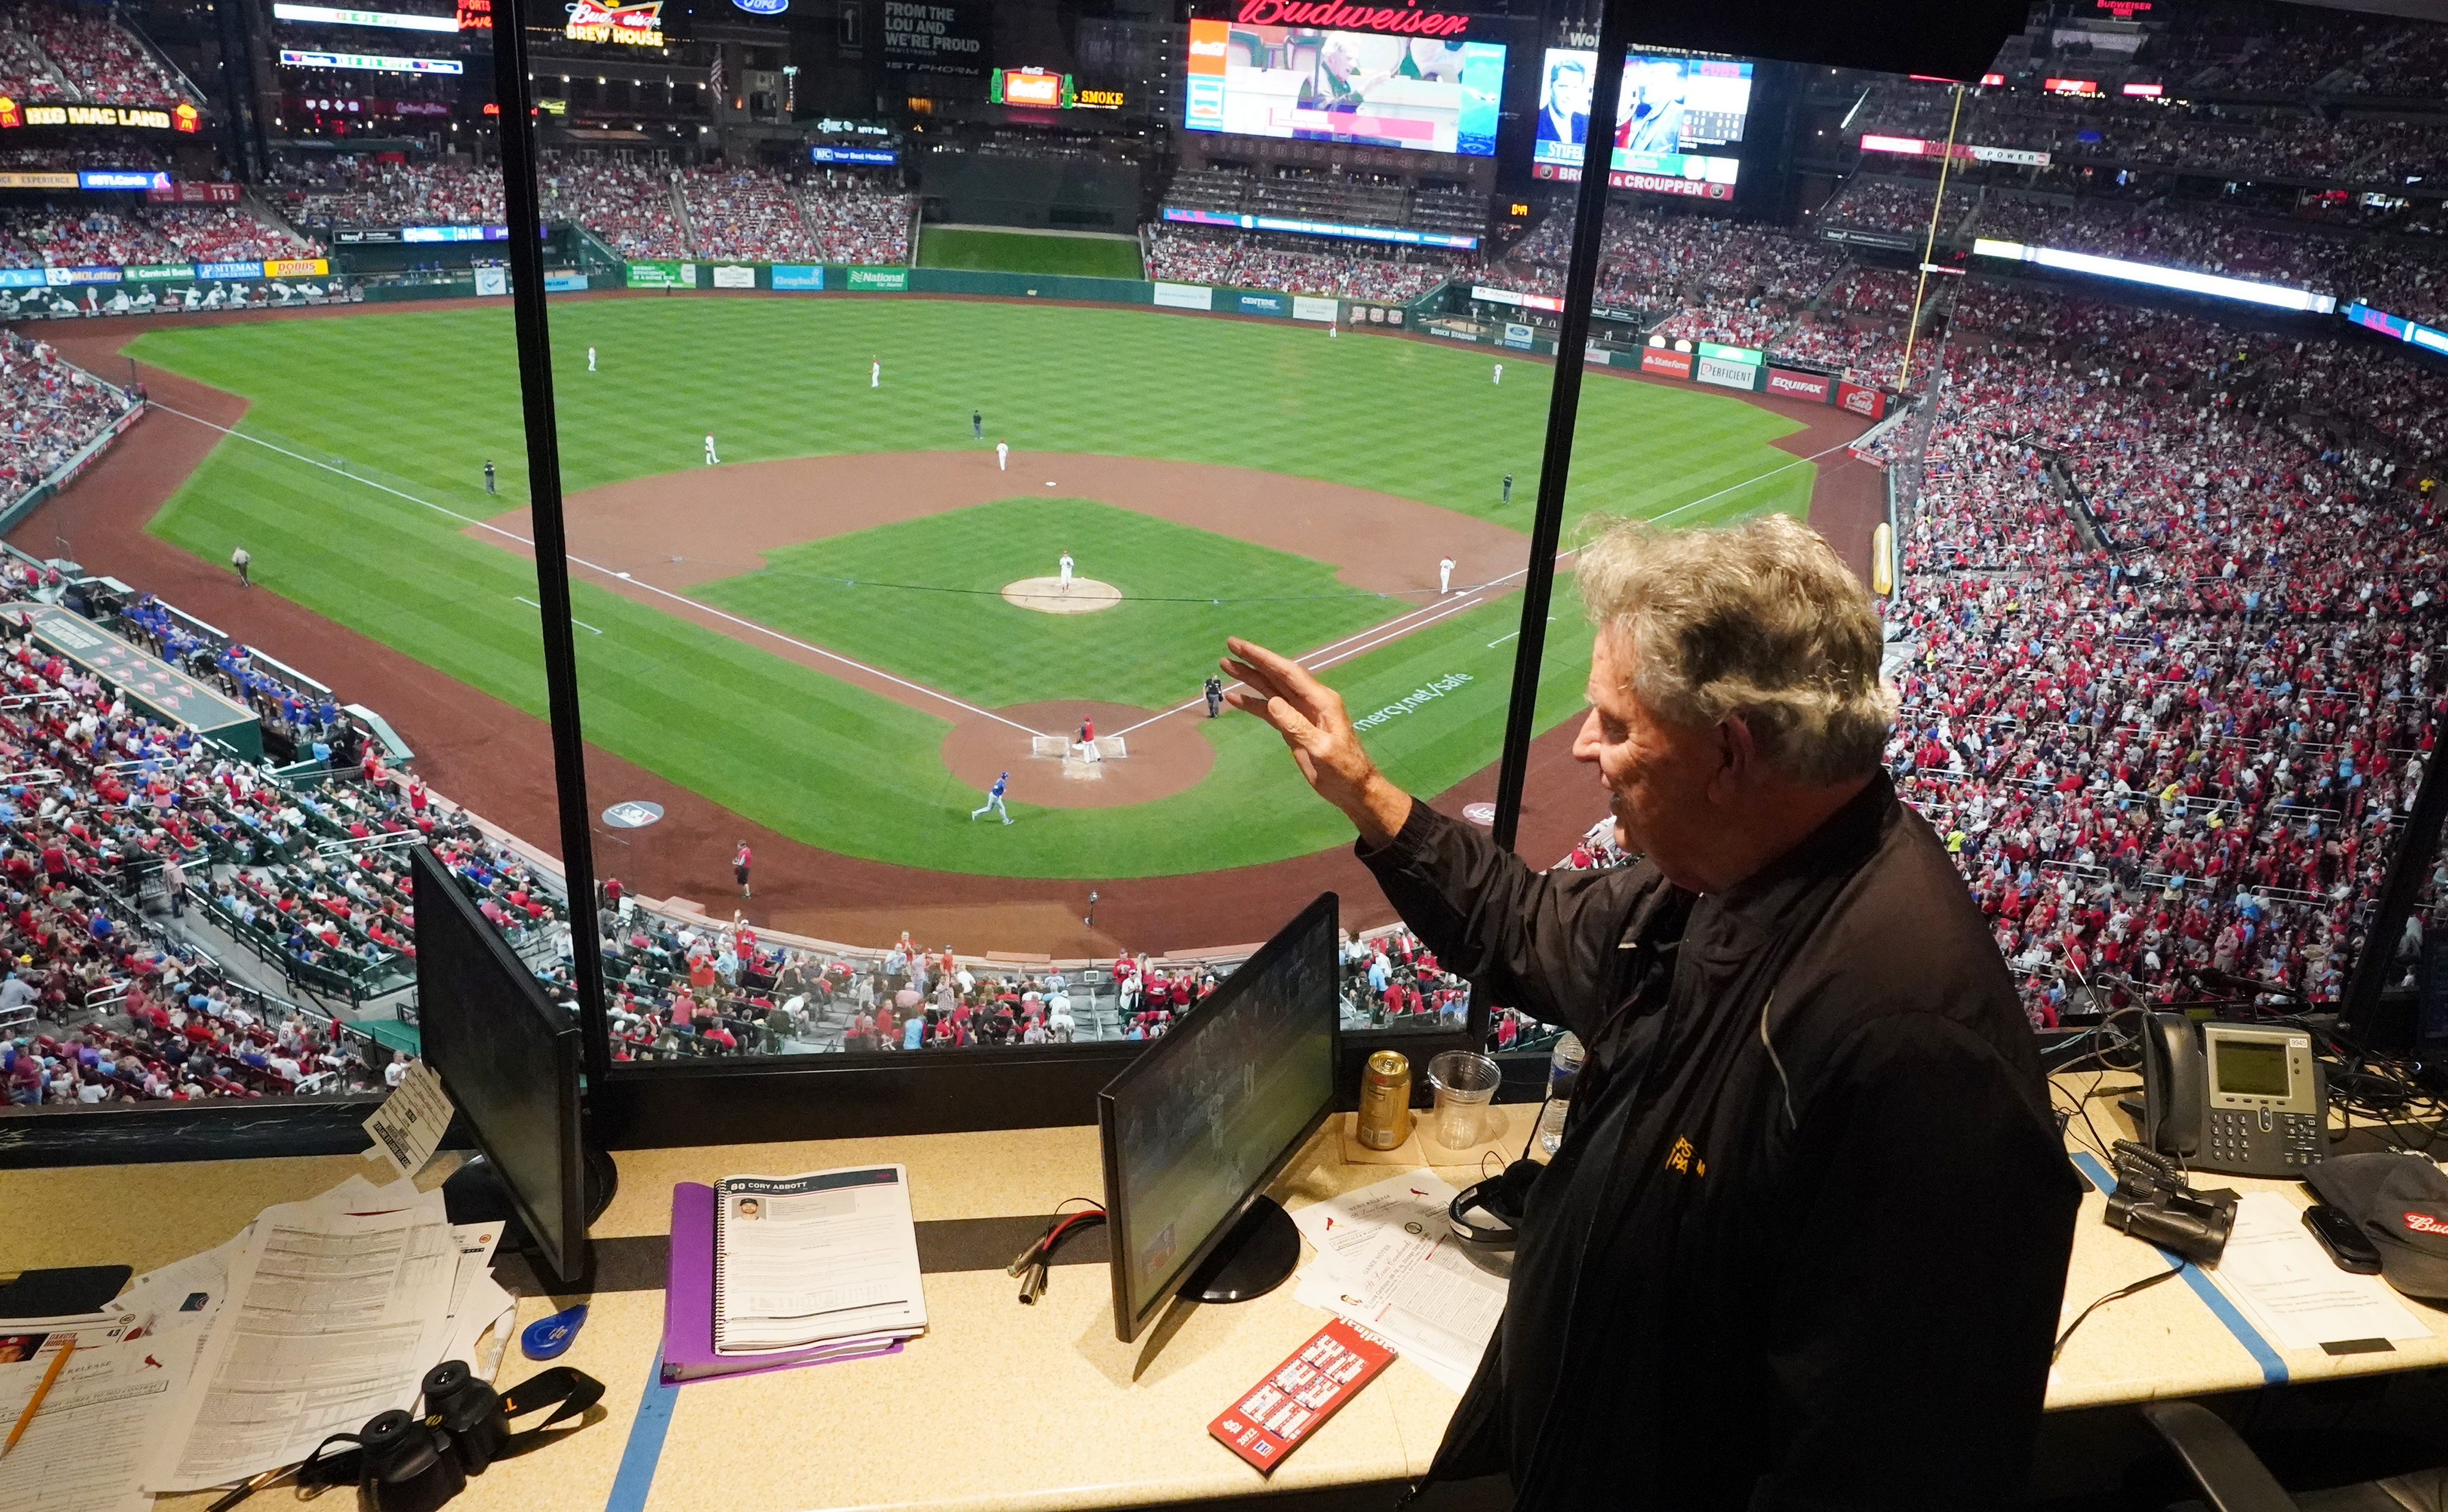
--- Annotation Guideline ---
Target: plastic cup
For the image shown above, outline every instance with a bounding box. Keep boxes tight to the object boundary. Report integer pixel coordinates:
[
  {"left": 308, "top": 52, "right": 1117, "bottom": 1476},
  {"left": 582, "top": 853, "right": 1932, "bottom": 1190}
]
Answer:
[{"left": 1423, "top": 1050, "right": 1502, "bottom": 1152}]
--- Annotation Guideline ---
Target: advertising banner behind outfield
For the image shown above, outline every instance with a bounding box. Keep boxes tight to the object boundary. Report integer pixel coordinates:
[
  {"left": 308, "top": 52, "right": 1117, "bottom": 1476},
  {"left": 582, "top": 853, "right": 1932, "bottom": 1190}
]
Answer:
[
  {"left": 771, "top": 264, "right": 824, "bottom": 289},
  {"left": 711, "top": 264, "right": 756, "bottom": 289},
  {"left": 1640, "top": 348, "right": 1694, "bottom": 378},
  {"left": 1290, "top": 294, "right": 1338, "bottom": 322},
  {"left": 625, "top": 260, "right": 689, "bottom": 288},
  {"left": 1695, "top": 354, "right": 1761, "bottom": 391},
  {"left": 846, "top": 267, "right": 909, "bottom": 291},
  {"left": 1152, "top": 281, "right": 1212, "bottom": 310},
  {"left": 1235, "top": 292, "right": 1285, "bottom": 316},
  {"left": 472, "top": 266, "right": 506, "bottom": 296},
  {"left": 1764, "top": 367, "right": 1832, "bottom": 403},
  {"left": 1837, "top": 381, "right": 1886, "bottom": 420}
]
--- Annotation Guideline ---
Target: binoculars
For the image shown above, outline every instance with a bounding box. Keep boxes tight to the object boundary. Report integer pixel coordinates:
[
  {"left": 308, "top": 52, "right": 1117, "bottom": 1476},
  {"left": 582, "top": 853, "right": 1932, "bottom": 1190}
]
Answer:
[{"left": 305, "top": 1361, "right": 510, "bottom": 1512}]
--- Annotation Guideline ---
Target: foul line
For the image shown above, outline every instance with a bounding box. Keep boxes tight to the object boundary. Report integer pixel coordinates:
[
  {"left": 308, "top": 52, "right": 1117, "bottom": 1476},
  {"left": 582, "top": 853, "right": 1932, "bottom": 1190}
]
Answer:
[
  {"left": 1650, "top": 436, "right": 1864, "bottom": 526},
  {"left": 513, "top": 595, "right": 602, "bottom": 635},
  {"left": 148, "top": 401, "right": 1045, "bottom": 737}
]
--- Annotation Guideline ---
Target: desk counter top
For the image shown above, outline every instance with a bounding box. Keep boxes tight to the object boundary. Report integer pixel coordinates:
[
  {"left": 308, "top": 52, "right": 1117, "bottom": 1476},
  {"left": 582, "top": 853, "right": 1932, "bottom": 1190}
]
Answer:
[{"left": 7, "top": 1080, "right": 2447, "bottom": 1512}]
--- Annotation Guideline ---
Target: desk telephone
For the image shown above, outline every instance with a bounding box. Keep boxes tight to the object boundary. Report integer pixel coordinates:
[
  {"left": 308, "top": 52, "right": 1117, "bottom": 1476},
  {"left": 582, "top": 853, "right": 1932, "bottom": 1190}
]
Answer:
[{"left": 2138, "top": 1013, "right": 2326, "bottom": 1177}]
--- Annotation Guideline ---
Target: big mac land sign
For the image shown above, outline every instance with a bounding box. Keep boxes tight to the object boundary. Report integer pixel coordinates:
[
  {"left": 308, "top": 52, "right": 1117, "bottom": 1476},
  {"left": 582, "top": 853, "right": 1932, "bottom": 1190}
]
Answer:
[{"left": 1228, "top": 0, "right": 1472, "bottom": 36}]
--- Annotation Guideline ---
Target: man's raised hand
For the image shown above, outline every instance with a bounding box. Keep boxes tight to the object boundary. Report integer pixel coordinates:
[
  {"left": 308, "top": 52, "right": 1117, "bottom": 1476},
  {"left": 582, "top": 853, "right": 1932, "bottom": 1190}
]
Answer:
[{"left": 1219, "top": 637, "right": 1412, "bottom": 847}]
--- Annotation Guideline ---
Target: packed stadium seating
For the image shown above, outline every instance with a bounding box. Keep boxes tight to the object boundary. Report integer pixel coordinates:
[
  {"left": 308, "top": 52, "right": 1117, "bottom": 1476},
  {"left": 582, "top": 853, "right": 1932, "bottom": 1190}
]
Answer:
[
  {"left": 1163, "top": 163, "right": 1487, "bottom": 237},
  {"left": 271, "top": 156, "right": 507, "bottom": 229},
  {"left": 0, "top": 331, "right": 134, "bottom": 494},
  {"left": 799, "top": 179, "right": 912, "bottom": 265},
  {"left": 540, "top": 153, "right": 687, "bottom": 259},
  {"left": 15, "top": 0, "right": 189, "bottom": 108},
  {"left": 1878, "top": 282, "right": 2443, "bottom": 1021},
  {"left": 676, "top": 168, "right": 820, "bottom": 263},
  {"left": 0, "top": 13, "right": 62, "bottom": 103},
  {"left": 1144, "top": 225, "right": 1466, "bottom": 302}
]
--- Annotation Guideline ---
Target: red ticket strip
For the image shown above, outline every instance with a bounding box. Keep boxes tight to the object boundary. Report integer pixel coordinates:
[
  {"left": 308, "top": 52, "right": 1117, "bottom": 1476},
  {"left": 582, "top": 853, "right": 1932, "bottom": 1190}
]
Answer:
[{"left": 1208, "top": 1318, "right": 1397, "bottom": 1474}]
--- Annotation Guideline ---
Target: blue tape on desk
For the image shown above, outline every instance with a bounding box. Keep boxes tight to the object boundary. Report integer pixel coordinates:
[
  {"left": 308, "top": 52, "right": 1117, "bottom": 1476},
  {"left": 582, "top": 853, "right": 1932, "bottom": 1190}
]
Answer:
[
  {"left": 606, "top": 1347, "right": 679, "bottom": 1512},
  {"left": 2071, "top": 1150, "right": 2288, "bottom": 1385}
]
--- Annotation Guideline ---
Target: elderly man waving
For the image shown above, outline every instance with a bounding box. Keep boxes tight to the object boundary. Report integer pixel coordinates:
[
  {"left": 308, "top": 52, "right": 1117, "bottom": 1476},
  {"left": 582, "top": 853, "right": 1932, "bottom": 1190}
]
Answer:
[{"left": 1222, "top": 513, "right": 2077, "bottom": 1511}]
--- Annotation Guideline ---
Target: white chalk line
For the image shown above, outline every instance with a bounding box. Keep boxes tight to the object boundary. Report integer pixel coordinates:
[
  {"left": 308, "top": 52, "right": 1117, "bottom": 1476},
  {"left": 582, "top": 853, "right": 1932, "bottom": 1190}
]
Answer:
[
  {"left": 157, "top": 402, "right": 1848, "bottom": 748},
  {"left": 149, "top": 401, "right": 1044, "bottom": 737},
  {"left": 512, "top": 595, "right": 602, "bottom": 635}
]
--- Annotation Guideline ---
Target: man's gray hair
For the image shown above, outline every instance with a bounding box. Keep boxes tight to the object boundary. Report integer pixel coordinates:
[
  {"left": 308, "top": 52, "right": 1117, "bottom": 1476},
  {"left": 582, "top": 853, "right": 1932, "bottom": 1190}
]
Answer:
[{"left": 1576, "top": 512, "right": 1896, "bottom": 783}]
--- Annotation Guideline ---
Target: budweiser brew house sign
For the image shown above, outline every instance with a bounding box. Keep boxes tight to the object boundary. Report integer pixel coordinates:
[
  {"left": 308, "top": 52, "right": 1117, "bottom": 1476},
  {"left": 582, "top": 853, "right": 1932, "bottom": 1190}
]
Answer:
[{"left": 1227, "top": 0, "right": 1472, "bottom": 37}]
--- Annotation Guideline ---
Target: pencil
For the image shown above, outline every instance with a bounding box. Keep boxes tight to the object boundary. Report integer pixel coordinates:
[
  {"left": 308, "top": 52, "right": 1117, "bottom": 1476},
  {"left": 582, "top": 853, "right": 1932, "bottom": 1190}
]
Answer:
[{"left": 1, "top": 1337, "right": 71, "bottom": 1457}]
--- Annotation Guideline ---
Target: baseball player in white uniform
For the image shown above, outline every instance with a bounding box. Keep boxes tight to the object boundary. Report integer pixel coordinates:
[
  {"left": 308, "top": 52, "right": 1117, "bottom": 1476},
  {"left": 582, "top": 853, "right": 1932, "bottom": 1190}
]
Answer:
[
  {"left": 587, "top": 345, "right": 597, "bottom": 372},
  {"left": 1439, "top": 556, "right": 1455, "bottom": 594},
  {"left": 1493, "top": 362, "right": 1504, "bottom": 385},
  {"left": 871, "top": 357, "right": 881, "bottom": 389},
  {"left": 1059, "top": 551, "right": 1074, "bottom": 593},
  {"left": 996, "top": 441, "right": 1009, "bottom": 471},
  {"left": 704, "top": 433, "right": 718, "bottom": 466}
]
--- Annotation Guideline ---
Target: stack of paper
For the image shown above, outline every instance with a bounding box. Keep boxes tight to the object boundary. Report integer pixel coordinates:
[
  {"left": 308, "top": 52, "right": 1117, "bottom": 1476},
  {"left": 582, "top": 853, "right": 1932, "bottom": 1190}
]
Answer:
[
  {"left": 139, "top": 1174, "right": 515, "bottom": 1494},
  {"left": 0, "top": 1310, "right": 188, "bottom": 1512},
  {"left": 2208, "top": 1192, "right": 2437, "bottom": 1352},
  {"left": 0, "top": 1171, "right": 515, "bottom": 1511},
  {"left": 662, "top": 1183, "right": 909, "bottom": 1384},
  {"left": 1288, "top": 1171, "right": 1509, "bottom": 1393}
]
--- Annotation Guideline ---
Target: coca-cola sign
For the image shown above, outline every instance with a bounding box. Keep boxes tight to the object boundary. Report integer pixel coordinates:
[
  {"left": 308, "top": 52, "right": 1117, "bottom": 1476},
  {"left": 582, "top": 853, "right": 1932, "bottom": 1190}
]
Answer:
[
  {"left": 1230, "top": 0, "right": 1469, "bottom": 38},
  {"left": 1837, "top": 381, "right": 1886, "bottom": 420}
]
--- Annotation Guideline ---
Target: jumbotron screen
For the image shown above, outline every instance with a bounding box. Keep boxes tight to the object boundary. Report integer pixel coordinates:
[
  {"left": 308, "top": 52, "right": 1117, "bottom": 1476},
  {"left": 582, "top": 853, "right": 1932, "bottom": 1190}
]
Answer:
[
  {"left": 1184, "top": 18, "right": 1504, "bottom": 157},
  {"left": 1531, "top": 49, "right": 1752, "bottom": 189}
]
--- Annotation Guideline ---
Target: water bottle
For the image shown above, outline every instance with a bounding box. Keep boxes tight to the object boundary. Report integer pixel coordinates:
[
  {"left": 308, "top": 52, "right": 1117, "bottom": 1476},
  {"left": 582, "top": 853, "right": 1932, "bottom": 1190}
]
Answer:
[{"left": 1536, "top": 1032, "right": 1584, "bottom": 1156}]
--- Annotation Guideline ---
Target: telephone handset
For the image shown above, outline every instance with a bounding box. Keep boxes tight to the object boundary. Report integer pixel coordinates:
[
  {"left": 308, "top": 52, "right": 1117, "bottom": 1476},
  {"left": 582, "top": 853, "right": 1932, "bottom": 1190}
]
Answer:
[{"left": 2136, "top": 1012, "right": 2326, "bottom": 1178}]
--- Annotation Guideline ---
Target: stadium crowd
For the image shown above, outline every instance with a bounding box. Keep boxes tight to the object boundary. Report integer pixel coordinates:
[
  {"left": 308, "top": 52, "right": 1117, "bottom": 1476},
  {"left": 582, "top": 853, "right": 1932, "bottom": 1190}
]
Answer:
[
  {"left": 10, "top": 1, "right": 188, "bottom": 108},
  {"left": 1144, "top": 225, "right": 1465, "bottom": 302},
  {"left": 0, "top": 332, "right": 133, "bottom": 495},
  {"left": 0, "top": 204, "right": 318, "bottom": 269},
  {"left": 1879, "top": 281, "right": 2443, "bottom": 1022}
]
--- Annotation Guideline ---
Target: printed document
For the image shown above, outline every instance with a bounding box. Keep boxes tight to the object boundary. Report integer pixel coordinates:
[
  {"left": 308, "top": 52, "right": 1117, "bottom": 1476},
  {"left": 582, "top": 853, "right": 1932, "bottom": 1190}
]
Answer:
[
  {"left": 713, "top": 1166, "right": 927, "bottom": 1355},
  {"left": 1289, "top": 1170, "right": 1507, "bottom": 1393},
  {"left": 2209, "top": 1192, "right": 2435, "bottom": 1352},
  {"left": 148, "top": 1199, "right": 458, "bottom": 1489},
  {"left": 0, "top": 1327, "right": 196, "bottom": 1512}
]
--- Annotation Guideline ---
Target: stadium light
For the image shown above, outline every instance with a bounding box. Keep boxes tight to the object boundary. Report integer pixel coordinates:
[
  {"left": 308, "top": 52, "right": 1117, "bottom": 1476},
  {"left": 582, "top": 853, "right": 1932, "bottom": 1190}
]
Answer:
[{"left": 1972, "top": 237, "right": 2337, "bottom": 315}]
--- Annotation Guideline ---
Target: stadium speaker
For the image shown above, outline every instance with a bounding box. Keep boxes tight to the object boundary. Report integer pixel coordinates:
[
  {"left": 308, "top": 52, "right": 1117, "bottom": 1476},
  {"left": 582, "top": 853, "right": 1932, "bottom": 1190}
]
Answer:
[{"left": 1618, "top": 0, "right": 2025, "bottom": 84}]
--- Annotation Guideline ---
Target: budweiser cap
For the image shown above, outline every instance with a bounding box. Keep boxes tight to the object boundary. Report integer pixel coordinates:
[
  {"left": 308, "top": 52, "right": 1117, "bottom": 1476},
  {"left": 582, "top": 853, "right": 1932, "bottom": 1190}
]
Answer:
[{"left": 2306, "top": 1151, "right": 2448, "bottom": 1302}]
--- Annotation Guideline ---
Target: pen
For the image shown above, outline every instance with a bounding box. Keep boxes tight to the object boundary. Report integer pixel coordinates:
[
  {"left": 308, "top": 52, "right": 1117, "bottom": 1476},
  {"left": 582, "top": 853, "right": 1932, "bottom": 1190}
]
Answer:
[{"left": 1, "top": 1337, "right": 72, "bottom": 1458}]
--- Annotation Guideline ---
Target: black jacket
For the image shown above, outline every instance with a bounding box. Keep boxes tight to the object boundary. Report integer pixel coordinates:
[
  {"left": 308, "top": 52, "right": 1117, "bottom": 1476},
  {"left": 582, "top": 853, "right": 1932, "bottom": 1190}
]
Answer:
[{"left": 1360, "top": 774, "right": 2080, "bottom": 1510}]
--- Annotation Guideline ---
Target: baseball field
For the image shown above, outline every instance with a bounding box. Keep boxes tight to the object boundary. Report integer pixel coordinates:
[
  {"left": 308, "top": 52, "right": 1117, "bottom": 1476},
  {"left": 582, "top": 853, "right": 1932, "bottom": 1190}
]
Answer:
[{"left": 108, "top": 295, "right": 1825, "bottom": 893}]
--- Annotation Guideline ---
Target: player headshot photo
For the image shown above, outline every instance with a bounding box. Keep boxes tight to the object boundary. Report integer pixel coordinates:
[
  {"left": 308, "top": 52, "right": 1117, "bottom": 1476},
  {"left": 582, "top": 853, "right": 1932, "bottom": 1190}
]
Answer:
[
  {"left": 736, "top": 1197, "right": 763, "bottom": 1220},
  {"left": 1537, "top": 56, "right": 1589, "bottom": 146}
]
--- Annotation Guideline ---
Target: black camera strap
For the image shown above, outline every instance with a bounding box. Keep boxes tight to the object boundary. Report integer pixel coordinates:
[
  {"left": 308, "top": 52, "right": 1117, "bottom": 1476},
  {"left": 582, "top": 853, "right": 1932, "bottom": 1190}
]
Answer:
[{"left": 499, "top": 1365, "right": 605, "bottom": 1440}]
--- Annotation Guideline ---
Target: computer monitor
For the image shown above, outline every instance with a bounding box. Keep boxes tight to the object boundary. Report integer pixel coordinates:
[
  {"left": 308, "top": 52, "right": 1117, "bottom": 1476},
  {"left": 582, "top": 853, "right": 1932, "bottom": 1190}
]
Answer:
[
  {"left": 410, "top": 846, "right": 599, "bottom": 1286},
  {"left": 1100, "top": 892, "right": 1339, "bottom": 1343}
]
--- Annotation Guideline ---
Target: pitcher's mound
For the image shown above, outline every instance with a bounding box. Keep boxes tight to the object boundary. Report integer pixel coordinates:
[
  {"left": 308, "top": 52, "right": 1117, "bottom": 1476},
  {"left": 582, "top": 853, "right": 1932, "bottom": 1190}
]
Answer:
[{"left": 1003, "top": 576, "right": 1120, "bottom": 614}]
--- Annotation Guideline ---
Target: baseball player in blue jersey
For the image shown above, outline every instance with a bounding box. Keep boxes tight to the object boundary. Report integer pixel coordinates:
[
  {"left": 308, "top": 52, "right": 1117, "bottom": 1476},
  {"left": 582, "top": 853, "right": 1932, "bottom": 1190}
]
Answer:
[{"left": 971, "top": 771, "right": 1012, "bottom": 824}]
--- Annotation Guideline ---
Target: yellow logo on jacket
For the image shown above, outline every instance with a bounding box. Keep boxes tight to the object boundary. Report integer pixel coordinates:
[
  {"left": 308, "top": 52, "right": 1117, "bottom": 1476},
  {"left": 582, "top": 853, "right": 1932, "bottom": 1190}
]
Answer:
[{"left": 1665, "top": 1136, "right": 1706, "bottom": 1177}]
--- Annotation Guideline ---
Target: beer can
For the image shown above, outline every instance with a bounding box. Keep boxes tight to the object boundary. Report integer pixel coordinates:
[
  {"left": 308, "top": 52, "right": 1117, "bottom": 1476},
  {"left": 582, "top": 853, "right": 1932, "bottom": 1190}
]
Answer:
[{"left": 1357, "top": 1049, "right": 1412, "bottom": 1150}]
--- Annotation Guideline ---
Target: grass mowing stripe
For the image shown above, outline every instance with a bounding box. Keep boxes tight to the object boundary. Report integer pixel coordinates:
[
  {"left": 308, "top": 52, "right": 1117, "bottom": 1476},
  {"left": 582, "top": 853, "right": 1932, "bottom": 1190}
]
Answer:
[{"left": 133, "top": 299, "right": 1816, "bottom": 877}]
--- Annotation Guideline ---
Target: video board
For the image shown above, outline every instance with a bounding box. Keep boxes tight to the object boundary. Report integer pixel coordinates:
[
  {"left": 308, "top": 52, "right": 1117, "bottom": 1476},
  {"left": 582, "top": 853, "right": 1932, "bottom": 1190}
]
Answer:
[
  {"left": 1531, "top": 49, "right": 1752, "bottom": 190},
  {"left": 1184, "top": 18, "right": 1504, "bottom": 157}
]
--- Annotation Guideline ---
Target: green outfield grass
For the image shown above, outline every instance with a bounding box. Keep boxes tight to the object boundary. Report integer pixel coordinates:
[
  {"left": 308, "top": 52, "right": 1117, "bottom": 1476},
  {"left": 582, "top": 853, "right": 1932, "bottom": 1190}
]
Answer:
[
  {"left": 132, "top": 297, "right": 1812, "bottom": 877},
  {"left": 694, "top": 496, "right": 1397, "bottom": 711},
  {"left": 916, "top": 226, "right": 1145, "bottom": 280}
]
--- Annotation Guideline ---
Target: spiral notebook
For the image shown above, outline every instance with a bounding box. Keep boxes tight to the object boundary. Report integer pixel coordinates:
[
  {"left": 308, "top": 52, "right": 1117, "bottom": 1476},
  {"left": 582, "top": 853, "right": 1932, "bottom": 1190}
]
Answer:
[
  {"left": 711, "top": 1166, "right": 929, "bottom": 1357},
  {"left": 660, "top": 1183, "right": 906, "bottom": 1384}
]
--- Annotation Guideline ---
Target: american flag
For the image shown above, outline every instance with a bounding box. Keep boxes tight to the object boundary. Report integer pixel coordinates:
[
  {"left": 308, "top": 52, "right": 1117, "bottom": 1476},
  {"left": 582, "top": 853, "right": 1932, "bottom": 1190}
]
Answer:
[{"left": 709, "top": 47, "right": 723, "bottom": 102}]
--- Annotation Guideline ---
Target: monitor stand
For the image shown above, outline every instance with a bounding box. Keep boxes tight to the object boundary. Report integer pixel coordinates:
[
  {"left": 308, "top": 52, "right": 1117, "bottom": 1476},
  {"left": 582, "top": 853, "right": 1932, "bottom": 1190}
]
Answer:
[
  {"left": 441, "top": 1146, "right": 620, "bottom": 1248},
  {"left": 1179, "top": 1196, "right": 1299, "bottom": 1305}
]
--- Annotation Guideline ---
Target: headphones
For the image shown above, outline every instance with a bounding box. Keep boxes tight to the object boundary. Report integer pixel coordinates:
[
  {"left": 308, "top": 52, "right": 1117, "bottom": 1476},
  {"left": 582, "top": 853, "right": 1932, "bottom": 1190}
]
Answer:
[
  {"left": 1449, "top": 1156, "right": 1542, "bottom": 1246},
  {"left": 1447, "top": 1097, "right": 1556, "bottom": 1246}
]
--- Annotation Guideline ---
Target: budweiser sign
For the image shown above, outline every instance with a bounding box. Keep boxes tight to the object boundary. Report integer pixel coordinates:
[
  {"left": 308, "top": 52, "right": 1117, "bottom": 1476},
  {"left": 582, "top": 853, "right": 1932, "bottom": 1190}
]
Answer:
[
  {"left": 2406, "top": 1212, "right": 2448, "bottom": 1237},
  {"left": 1230, "top": 0, "right": 1470, "bottom": 37}
]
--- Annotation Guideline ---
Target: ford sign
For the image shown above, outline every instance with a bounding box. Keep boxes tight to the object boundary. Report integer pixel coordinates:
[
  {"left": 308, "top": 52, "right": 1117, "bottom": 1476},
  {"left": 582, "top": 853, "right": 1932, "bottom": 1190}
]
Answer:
[{"left": 732, "top": 0, "right": 786, "bottom": 11}]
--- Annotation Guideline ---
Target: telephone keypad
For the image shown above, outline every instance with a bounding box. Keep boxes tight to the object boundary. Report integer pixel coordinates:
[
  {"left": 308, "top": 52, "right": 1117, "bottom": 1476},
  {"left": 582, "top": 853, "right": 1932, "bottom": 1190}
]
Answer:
[{"left": 2201, "top": 1108, "right": 2324, "bottom": 1173}]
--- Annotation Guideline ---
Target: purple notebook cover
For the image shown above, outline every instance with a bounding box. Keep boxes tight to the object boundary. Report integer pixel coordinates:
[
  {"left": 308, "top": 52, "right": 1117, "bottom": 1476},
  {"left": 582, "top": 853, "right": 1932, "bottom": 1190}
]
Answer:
[{"left": 661, "top": 1182, "right": 906, "bottom": 1384}]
